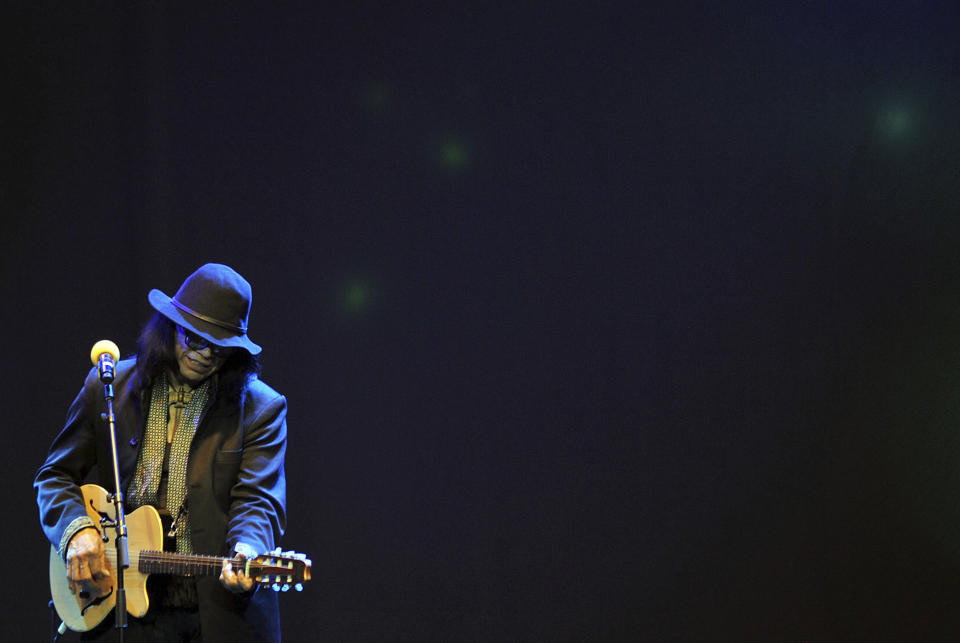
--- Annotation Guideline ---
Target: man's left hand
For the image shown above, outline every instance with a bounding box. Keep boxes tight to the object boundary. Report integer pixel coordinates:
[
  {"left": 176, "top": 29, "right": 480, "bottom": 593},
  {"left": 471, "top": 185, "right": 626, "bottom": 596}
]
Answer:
[{"left": 220, "top": 555, "right": 255, "bottom": 593}]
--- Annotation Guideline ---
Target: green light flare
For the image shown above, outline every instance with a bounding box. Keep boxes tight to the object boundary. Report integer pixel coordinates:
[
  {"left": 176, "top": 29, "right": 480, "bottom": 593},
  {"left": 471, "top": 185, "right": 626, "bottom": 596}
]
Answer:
[
  {"left": 341, "top": 279, "right": 373, "bottom": 315},
  {"left": 877, "top": 105, "right": 913, "bottom": 139},
  {"left": 434, "top": 136, "right": 472, "bottom": 171},
  {"left": 363, "top": 81, "right": 391, "bottom": 114}
]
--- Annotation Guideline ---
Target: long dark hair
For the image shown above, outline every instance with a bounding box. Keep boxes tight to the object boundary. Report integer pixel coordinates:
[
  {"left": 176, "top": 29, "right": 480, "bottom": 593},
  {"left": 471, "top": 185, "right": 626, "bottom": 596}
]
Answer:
[{"left": 132, "top": 312, "right": 261, "bottom": 404}]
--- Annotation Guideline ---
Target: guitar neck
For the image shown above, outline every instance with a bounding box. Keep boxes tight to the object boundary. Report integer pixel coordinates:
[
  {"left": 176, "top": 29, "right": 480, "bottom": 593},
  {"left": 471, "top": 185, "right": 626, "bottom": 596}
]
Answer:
[{"left": 138, "top": 550, "right": 240, "bottom": 578}]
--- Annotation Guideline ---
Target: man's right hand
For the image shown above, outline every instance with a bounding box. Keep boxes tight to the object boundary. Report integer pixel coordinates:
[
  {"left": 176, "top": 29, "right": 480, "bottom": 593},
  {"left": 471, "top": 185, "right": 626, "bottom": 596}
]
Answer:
[{"left": 65, "top": 527, "right": 111, "bottom": 598}]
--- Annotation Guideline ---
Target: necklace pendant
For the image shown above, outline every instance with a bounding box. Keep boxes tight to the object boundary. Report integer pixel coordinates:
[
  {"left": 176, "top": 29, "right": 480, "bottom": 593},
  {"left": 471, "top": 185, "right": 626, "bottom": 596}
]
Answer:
[{"left": 167, "top": 503, "right": 187, "bottom": 538}]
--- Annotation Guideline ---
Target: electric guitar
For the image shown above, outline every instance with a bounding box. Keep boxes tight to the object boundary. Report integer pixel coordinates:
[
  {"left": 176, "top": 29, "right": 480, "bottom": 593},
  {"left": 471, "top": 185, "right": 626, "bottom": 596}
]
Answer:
[{"left": 49, "top": 484, "right": 311, "bottom": 632}]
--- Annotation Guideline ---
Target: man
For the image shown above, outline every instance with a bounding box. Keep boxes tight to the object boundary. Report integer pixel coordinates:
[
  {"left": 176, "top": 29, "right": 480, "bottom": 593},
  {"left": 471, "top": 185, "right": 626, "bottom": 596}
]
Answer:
[{"left": 35, "top": 263, "right": 287, "bottom": 641}]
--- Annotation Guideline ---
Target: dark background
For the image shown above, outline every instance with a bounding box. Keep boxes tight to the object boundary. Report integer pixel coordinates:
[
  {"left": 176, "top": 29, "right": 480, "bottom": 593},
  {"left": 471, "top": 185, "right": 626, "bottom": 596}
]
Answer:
[{"left": 4, "top": 2, "right": 960, "bottom": 641}]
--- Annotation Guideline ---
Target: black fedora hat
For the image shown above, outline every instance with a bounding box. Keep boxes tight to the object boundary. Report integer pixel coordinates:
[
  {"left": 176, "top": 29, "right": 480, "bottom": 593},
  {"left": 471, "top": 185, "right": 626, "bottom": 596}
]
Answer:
[{"left": 148, "top": 263, "right": 262, "bottom": 355}]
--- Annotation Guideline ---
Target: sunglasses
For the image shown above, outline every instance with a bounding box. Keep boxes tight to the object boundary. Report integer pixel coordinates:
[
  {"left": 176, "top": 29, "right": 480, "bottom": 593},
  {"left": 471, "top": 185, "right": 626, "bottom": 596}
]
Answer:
[{"left": 177, "top": 326, "right": 233, "bottom": 358}]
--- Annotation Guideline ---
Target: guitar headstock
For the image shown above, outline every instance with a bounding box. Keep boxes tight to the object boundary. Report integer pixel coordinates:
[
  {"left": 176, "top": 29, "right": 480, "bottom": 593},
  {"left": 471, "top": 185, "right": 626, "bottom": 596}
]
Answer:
[{"left": 250, "top": 548, "right": 312, "bottom": 592}]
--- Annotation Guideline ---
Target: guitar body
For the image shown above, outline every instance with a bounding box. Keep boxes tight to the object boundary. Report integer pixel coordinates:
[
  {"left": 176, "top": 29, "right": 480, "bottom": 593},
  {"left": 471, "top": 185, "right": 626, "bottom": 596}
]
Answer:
[
  {"left": 50, "top": 484, "right": 310, "bottom": 633},
  {"left": 49, "top": 484, "right": 162, "bottom": 632}
]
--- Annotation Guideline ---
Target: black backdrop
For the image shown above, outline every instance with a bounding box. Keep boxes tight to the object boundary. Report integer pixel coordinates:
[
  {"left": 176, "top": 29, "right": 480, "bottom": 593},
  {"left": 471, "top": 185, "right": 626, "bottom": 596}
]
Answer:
[{"left": 5, "top": 2, "right": 960, "bottom": 641}]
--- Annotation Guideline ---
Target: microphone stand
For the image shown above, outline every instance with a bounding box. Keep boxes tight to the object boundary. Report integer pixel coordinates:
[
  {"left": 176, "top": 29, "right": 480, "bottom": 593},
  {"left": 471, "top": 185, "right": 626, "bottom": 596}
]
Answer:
[{"left": 99, "top": 374, "right": 129, "bottom": 641}]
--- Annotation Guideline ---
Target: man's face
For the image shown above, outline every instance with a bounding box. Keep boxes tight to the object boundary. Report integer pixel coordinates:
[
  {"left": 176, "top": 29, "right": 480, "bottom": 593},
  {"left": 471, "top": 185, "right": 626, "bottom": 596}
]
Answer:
[{"left": 173, "top": 325, "right": 235, "bottom": 385}]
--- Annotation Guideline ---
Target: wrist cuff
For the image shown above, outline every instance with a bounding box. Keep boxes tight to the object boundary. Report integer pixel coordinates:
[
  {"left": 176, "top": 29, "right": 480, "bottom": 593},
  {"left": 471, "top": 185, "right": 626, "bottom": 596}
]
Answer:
[
  {"left": 59, "top": 515, "right": 96, "bottom": 560},
  {"left": 234, "top": 542, "right": 259, "bottom": 559}
]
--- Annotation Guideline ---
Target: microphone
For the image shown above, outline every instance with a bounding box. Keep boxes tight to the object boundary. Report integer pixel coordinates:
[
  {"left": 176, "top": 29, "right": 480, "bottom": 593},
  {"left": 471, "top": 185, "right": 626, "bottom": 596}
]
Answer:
[{"left": 90, "top": 340, "right": 120, "bottom": 384}]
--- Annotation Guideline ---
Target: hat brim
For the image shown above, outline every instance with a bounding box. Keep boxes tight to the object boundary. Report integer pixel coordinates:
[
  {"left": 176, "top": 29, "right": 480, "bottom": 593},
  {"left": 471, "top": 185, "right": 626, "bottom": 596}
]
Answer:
[{"left": 148, "top": 289, "right": 262, "bottom": 355}]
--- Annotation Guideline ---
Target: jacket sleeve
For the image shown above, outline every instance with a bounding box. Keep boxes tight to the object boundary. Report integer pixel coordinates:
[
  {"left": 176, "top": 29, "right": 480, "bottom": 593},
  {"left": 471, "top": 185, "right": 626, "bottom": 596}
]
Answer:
[
  {"left": 34, "top": 368, "right": 101, "bottom": 557},
  {"left": 225, "top": 383, "right": 288, "bottom": 556}
]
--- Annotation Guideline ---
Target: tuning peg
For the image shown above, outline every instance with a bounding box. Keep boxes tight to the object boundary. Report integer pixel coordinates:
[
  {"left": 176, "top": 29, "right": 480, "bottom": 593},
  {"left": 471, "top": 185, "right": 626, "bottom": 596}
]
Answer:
[
  {"left": 295, "top": 583, "right": 304, "bottom": 592},
  {"left": 281, "top": 584, "right": 290, "bottom": 592},
  {"left": 272, "top": 583, "right": 281, "bottom": 592}
]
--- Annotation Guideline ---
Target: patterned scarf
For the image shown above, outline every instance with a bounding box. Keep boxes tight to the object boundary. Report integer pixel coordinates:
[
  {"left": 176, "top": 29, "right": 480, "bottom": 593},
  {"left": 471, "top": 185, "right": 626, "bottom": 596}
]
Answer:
[{"left": 128, "top": 371, "right": 210, "bottom": 554}]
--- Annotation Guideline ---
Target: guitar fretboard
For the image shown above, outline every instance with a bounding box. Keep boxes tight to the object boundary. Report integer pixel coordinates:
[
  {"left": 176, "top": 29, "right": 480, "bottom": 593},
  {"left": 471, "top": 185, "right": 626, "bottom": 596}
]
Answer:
[{"left": 137, "top": 551, "right": 247, "bottom": 577}]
